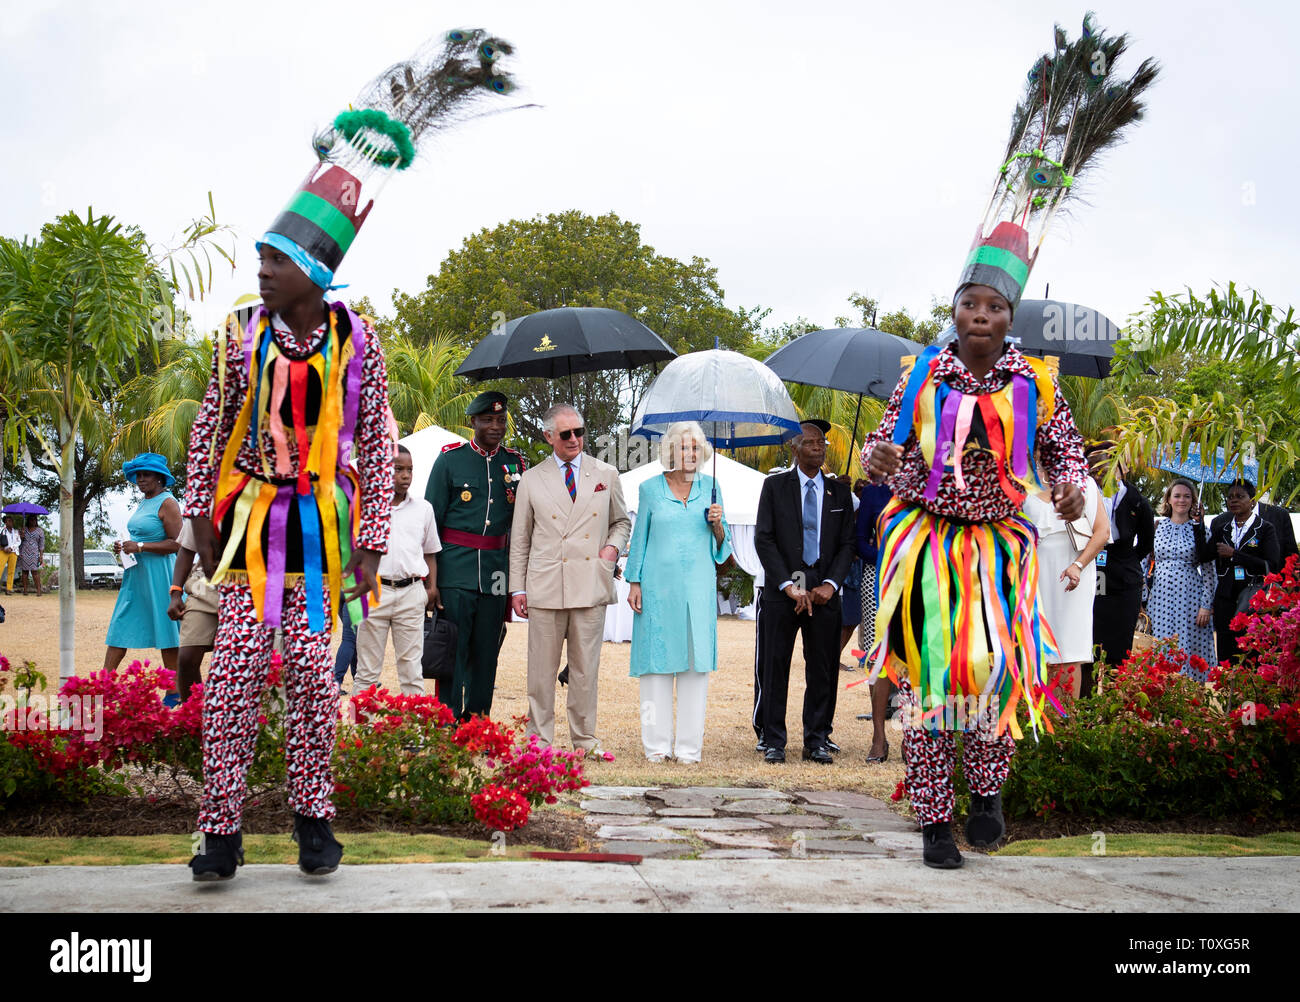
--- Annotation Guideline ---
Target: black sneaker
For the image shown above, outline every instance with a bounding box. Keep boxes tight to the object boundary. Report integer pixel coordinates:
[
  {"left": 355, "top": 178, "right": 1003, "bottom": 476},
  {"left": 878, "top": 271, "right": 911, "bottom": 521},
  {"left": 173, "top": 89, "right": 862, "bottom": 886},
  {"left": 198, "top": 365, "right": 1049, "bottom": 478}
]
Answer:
[
  {"left": 966, "top": 792, "right": 1006, "bottom": 848},
  {"left": 922, "top": 822, "right": 963, "bottom": 869},
  {"left": 189, "top": 832, "right": 244, "bottom": 882},
  {"left": 292, "top": 813, "right": 343, "bottom": 875}
]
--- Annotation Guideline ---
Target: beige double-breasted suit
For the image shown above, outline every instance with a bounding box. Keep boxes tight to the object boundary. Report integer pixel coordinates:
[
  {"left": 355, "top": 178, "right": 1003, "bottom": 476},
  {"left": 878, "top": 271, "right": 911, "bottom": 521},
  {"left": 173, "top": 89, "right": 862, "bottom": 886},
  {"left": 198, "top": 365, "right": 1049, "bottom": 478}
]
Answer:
[{"left": 509, "top": 453, "right": 630, "bottom": 750}]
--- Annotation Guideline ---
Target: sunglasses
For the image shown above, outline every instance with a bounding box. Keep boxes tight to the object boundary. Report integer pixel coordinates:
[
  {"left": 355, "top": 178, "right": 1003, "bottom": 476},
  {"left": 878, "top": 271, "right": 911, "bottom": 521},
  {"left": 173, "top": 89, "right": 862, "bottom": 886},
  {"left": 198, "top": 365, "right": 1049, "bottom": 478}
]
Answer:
[{"left": 557, "top": 427, "right": 585, "bottom": 441}]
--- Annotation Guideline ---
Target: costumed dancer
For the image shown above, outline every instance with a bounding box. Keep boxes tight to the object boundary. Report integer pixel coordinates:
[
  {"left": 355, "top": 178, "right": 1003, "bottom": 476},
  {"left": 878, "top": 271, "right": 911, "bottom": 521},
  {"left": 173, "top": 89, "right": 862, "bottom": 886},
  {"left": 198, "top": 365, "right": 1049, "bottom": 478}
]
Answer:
[
  {"left": 862, "top": 14, "right": 1158, "bottom": 869},
  {"left": 184, "top": 29, "right": 526, "bottom": 881}
]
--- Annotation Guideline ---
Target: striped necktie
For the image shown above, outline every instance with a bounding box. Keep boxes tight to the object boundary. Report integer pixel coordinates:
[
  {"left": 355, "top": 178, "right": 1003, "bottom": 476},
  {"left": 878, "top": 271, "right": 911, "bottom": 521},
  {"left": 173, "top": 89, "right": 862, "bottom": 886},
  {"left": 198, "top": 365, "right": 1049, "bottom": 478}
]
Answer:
[{"left": 564, "top": 462, "right": 576, "bottom": 501}]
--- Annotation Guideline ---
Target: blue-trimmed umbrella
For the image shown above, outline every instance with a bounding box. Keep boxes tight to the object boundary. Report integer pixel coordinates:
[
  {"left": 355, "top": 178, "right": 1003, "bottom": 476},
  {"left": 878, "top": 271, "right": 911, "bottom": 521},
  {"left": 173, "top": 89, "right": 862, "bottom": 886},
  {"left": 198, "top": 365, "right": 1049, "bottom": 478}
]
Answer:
[
  {"left": 1154, "top": 444, "right": 1259, "bottom": 486},
  {"left": 631, "top": 348, "right": 801, "bottom": 507}
]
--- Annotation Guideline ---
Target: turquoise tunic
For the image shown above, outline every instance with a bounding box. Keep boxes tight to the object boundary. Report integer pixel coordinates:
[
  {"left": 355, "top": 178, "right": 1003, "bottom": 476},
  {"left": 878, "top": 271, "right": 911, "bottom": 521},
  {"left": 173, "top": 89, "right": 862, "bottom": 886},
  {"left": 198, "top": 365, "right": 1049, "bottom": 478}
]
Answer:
[
  {"left": 625, "top": 474, "right": 732, "bottom": 676},
  {"left": 105, "top": 491, "right": 180, "bottom": 650}
]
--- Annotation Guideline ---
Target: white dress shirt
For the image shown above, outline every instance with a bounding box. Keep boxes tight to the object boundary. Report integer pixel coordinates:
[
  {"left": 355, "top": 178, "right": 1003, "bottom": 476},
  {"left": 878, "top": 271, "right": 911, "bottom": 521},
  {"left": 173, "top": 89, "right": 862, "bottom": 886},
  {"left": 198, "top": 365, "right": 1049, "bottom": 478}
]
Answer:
[
  {"left": 779, "top": 469, "right": 839, "bottom": 592},
  {"left": 377, "top": 494, "right": 442, "bottom": 580}
]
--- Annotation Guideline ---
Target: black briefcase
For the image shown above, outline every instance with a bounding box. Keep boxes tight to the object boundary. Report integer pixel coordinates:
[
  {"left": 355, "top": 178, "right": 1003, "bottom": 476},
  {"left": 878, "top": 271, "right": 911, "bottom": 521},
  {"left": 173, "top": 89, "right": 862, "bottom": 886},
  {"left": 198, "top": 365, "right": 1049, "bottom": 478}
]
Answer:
[{"left": 421, "top": 609, "right": 458, "bottom": 682}]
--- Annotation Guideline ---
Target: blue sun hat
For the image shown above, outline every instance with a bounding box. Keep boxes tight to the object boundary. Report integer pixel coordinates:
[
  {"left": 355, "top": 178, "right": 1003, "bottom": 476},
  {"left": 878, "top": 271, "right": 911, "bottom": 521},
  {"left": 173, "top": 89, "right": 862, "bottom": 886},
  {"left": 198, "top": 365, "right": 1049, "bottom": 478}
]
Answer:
[{"left": 123, "top": 452, "right": 176, "bottom": 487}]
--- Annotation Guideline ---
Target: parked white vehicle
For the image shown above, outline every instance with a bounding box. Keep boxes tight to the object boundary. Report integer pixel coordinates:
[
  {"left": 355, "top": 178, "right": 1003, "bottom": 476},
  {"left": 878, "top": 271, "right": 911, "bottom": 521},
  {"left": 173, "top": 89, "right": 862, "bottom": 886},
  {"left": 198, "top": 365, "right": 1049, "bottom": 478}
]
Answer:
[{"left": 83, "top": 549, "right": 124, "bottom": 588}]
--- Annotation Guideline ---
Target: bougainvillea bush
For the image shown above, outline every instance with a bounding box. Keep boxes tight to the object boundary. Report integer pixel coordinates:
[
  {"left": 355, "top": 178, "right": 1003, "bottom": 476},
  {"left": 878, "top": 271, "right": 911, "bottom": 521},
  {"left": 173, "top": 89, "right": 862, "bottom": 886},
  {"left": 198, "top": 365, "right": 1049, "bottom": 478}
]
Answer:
[
  {"left": 2, "top": 654, "right": 587, "bottom": 832},
  {"left": 334, "top": 686, "right": 588, "bottom": 829},
  {"left": 1001, "top": 555, "right": 1300, "bottom": 821}
]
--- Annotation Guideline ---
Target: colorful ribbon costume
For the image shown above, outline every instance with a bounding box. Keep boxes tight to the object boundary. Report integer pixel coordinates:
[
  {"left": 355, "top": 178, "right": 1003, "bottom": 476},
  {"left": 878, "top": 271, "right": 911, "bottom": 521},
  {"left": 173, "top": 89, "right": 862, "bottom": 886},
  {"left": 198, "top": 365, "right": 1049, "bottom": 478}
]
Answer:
[
  {"left": 207, "top": 303, "right": 371, "bottom": 634},
  {"left": 869, "top": 345, "right": 1069, "bottom": 737}
]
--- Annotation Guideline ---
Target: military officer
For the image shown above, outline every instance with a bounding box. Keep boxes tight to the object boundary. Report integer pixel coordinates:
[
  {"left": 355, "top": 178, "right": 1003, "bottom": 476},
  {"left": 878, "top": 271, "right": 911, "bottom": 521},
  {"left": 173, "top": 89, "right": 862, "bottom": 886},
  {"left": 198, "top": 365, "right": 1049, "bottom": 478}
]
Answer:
[{"left": 426, "top": 391, "right": 528, "bottom": 719}]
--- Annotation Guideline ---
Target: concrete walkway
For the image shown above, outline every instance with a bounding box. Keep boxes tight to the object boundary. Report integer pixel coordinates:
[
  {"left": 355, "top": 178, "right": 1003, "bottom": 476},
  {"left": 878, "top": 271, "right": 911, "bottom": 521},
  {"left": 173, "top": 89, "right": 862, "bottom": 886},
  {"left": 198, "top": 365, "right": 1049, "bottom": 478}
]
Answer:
[
  {"left": 3, "top": 856, "right": 1295, "bottom": 912},
  {"left": 4, "top": 785, "right": 1296, "bottom": 912}
]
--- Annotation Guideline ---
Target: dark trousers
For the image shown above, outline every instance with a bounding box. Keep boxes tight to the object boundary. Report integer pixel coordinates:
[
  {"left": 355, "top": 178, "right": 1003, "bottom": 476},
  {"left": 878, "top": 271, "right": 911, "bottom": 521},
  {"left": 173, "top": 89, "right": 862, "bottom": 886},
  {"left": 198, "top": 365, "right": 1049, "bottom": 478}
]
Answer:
[
  {"left": 759, "top": 589, "right": 840, "bottom": 750},
  {"left": 1093, "top": 584, "right": 1142, "bottom": 666},
  {"left": 440, "top": 586, "right": 507, "bottom": 719},
  {"left": 752, "top": 591, "right": 766, "bottom": 741},
  {"left": 333, "top": 608, "right": 357, "bottom": 686},
  {"left": 1214, "top": 599, "right": 1242, "bottom": 664}
]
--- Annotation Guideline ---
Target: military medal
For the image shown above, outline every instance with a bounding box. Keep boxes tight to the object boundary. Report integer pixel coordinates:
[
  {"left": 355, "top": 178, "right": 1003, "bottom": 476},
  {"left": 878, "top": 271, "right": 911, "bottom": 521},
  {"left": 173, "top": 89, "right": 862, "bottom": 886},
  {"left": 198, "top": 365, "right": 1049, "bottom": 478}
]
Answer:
[{"left": 461, "top": 489, "right": 472, "bottom": 502}]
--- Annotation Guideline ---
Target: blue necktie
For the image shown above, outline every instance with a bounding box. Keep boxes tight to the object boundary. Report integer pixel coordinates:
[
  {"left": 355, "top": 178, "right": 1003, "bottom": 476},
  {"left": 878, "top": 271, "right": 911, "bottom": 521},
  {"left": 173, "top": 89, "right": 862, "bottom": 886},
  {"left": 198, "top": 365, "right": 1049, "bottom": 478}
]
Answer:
[
  {"left": 802, "top": 479, "right": 819, "bottom": 567},
  {"left": 564, "top": 462, "right": 576, "bottom": 501}
]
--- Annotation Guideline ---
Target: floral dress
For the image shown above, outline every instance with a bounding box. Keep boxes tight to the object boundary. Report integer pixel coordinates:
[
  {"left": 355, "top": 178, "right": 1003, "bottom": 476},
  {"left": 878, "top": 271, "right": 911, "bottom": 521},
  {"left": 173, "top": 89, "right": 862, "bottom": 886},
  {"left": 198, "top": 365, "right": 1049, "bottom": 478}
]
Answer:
[{"left": 1147, "top": 517, "right": 1216, "bottom": 680}]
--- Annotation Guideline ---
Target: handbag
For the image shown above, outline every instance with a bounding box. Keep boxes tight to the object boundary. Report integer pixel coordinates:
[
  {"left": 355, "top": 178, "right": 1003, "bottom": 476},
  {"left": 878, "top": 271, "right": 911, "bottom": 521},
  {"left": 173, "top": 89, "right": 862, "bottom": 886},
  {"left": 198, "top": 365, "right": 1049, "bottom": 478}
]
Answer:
[
  {"left": 1131, "top": 609, "right": 1156, "bottom": 654},
  {"left": 1235, "top": 583, "right": 1263, "bottom": 616},
  {"left": 421, "top": 609, "right": 459, "bottom": 682},
  {"left": 1064, "top": 513, "right": 1093, "bottom": 553}
]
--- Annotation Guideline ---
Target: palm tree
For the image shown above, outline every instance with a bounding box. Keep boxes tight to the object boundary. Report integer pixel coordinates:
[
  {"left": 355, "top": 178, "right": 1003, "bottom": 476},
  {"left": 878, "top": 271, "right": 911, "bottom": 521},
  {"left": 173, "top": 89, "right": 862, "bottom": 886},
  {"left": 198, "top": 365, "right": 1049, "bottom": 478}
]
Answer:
[
  {"left": 115, "top": 335, "right": 215, "bottom": 465},
  {"left": 1112, "top": 284, "right": 1300, "bottom": 503},
  {"left": 0, "top": 206, "right": 232, "bottom": 683},
  {"left": 383, "top": 333, "right": 478, "bottom": 438}
]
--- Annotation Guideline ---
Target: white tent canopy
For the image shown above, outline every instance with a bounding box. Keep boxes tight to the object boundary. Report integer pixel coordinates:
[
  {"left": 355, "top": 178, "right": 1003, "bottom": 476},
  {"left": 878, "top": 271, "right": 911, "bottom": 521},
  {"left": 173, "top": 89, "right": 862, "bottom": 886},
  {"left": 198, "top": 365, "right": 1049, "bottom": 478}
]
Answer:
[
  {"left": 619, "top": 453, "right": 766, "bottom": 525},
  {"left": 399, "top": 423, "right": 468, "bottom": 500}
]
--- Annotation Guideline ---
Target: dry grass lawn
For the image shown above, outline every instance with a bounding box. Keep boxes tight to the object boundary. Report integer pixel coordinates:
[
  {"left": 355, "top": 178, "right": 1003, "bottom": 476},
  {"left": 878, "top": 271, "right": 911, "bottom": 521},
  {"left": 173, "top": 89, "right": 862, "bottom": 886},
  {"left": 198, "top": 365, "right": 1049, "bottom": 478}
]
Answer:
[{"left": 0, "top": 591, "right": 906, "bottom": 801}]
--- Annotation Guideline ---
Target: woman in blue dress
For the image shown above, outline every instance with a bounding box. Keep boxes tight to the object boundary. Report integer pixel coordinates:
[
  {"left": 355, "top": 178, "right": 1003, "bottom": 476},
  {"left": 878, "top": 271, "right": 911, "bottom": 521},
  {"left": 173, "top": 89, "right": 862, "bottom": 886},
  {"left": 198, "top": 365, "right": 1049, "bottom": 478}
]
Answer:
[
  {"left": 625, "top": 421, "right": 732, "bottom": 763},
  {"left": 1147, "top": 478, "right": 1216, "bottom": 680},
  {"left": 105, "top": 453, "right": 183, "bottom": 673}
]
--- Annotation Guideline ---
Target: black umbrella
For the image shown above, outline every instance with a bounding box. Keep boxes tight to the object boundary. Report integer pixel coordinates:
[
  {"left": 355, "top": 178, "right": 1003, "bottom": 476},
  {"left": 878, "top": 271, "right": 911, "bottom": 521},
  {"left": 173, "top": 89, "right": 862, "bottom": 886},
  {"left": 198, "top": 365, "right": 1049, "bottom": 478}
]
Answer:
[
  {"left": 454, "top": 307, "right": 677, "bottom": 396},
  {"left": 764, "top": 327, "right": 922, "bottom": 474},
  {"left": 1009, "top": 299, "right": 1123, "bottom": 378}
]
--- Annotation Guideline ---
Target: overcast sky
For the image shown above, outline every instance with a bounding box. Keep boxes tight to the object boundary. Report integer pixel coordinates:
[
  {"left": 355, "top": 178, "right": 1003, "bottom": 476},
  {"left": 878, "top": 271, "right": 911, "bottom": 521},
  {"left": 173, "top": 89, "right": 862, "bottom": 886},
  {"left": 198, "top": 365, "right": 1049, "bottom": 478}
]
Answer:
[{"left": 4, "top": 0, "right": 1297, "bottom": 533}]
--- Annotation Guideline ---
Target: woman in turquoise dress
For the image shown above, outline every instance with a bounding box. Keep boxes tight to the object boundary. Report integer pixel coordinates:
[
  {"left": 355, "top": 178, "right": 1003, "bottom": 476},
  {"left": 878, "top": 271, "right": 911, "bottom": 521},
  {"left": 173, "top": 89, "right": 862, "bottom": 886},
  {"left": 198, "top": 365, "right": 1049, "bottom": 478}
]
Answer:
[
  {"left": 625, "top": 421, "right": 732, "bottom": 763},
  {"left": 105, "top": 453, "right": 182, "bottom": 673}
]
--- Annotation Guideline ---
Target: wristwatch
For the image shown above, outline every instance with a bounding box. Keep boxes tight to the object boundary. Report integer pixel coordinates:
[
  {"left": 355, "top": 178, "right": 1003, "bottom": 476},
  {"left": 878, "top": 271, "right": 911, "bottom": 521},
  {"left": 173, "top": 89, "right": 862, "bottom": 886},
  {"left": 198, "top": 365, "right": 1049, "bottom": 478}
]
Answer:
[{"left": 1071, "top": 560, "right": 1084, "bottom": 571}]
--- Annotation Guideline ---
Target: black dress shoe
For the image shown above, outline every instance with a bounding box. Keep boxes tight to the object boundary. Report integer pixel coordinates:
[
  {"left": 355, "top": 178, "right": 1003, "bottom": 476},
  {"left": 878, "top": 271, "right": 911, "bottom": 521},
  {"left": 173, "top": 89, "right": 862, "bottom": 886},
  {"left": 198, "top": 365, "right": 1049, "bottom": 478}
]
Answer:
[
  {"left": 801, "top": 745, "right": 833, "bottom": 765},
  {"left": 922, "top": 822, "right": 964, "bottom": 868},
  {"left": 966, "top": 792, "right": 1006, "bottom": 848},
  {"left": 764, "top": 746, "right": 785, "bottom": 764},
  {"left": 826, "top": 739, "right": 841, "bottom": 754}
]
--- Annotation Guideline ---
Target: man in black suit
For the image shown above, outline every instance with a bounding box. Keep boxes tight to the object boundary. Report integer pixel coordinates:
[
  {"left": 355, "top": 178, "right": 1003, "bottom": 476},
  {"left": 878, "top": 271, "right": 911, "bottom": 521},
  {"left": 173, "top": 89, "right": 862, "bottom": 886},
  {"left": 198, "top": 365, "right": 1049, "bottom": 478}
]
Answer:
[
  {"left": 1257, "top": 501, "right": 1298, "bottom": 565},
  {"left": 754, "top": 420, "right": 857, "bottom": 764},
  {"left": 1085, "top": 443, "right": 1155, "bottom": 692}
]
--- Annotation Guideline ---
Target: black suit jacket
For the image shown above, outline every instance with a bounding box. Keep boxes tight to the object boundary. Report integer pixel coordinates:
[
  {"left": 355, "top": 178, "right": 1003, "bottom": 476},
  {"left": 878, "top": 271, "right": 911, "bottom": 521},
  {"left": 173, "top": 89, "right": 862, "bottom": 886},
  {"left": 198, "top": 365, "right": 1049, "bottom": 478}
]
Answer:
[
  {"left": 1206, "top": 511, "right": 1280, "bottom": 608},
  {"left": 755, "top": 470, "right": 856, "bottom": 599},
  {"left": 1258, "top": 502, "right": 1299, "bottom": 563},
  {"left": 1099, "top": 479, "right": 1155, "bottom": 592}
]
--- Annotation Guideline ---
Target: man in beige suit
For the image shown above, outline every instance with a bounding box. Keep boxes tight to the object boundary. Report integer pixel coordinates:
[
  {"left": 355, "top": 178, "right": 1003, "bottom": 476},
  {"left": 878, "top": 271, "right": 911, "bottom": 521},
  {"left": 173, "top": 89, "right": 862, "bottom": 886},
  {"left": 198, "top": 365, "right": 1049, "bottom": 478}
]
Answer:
[{"left": 510, "top": 404, "right": 631, "bottom": 756}]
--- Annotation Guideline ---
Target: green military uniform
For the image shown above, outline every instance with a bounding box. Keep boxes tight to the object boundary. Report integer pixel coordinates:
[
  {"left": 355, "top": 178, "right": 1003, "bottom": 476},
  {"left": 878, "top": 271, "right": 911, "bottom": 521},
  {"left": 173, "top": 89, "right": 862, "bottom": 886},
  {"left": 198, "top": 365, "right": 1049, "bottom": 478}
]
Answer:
[{"left": 426, "top": 394, "right": 527, "bottom": 718}]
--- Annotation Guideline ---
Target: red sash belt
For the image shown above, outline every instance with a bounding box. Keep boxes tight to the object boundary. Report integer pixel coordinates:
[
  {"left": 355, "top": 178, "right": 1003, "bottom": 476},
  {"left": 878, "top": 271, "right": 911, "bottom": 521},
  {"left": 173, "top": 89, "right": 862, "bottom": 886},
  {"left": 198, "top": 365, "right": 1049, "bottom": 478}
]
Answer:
[{"left": 442, "top": 528, "right": 509, "bottom": 550}]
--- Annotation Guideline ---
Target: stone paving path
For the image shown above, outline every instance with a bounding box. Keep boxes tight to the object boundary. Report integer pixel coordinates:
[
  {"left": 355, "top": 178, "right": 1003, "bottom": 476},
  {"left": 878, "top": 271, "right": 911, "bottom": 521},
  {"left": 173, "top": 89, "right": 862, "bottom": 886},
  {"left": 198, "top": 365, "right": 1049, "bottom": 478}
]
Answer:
[{"left": 582, "top": 786, "right": 921, "bottom": 860}]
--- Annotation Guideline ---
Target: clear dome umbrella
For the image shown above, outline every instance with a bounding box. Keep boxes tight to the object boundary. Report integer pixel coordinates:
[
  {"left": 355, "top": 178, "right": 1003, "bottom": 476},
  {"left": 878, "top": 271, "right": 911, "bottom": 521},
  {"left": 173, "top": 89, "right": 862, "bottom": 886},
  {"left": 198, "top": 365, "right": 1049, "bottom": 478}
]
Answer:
[{"left": 631, "top": 348, "right": 802, "bottom": 506}]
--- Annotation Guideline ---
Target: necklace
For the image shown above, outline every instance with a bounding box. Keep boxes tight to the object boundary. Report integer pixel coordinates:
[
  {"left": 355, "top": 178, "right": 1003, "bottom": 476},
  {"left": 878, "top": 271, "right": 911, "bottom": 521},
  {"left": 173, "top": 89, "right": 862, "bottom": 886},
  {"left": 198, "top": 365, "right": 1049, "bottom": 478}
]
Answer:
[{"left": 664, "top": 473, "right": 692, "bottom": 505}]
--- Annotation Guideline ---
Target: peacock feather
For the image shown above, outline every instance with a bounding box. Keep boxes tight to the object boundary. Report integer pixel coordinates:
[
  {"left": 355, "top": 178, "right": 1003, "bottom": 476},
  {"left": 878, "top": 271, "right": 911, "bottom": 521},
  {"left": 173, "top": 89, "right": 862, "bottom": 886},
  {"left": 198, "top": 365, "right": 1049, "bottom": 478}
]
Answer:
[
  {"left": 310, "top": 28, "right": 525, "bottom": 182},
  {"left": 977, "top": 12, "right": 1159, "bottom": 263}
]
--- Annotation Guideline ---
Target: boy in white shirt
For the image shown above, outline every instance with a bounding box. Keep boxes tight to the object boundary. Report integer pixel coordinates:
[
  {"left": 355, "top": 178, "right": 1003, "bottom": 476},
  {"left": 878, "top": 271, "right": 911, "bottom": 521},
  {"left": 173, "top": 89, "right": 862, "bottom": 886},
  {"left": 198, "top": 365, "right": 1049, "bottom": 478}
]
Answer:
[{"left": 353, "top": 445, "right": 442, "bottom": 695}]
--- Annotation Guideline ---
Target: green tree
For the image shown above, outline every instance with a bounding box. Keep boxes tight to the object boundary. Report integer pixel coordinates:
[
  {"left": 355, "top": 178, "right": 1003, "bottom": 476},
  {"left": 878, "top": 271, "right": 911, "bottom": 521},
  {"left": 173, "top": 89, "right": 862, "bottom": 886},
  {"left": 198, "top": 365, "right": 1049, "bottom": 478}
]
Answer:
[
  {"left": 1112, "top": 284, "right": 1300, "bottom": 504},
  {"left": 391, "top": 211, "right": 766, "bottom": 444},
  {"left": 835, "top": 291, "right": 953, "bottom": 345},
  {"left": 0, "top": 205, "right": 232, "bottom": 682}
]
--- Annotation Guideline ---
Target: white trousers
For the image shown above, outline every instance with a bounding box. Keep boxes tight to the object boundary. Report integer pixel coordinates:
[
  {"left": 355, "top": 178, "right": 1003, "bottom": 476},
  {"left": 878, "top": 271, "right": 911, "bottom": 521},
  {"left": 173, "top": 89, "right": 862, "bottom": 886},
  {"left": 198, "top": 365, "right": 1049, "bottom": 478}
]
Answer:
[
  {"left": 638, "top": 671, "right": 710, "bottom": 763},
  {"left": 354, "top": 582, "right": 428, "bottom": 696}
]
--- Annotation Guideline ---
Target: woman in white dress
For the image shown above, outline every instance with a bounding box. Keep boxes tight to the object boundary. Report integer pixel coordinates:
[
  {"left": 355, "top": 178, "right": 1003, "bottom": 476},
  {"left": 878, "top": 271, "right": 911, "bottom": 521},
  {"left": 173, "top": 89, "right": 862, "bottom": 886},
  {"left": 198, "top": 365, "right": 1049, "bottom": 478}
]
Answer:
[{"left": 1022, "top": 467, "right": 1109, "bottom": 697}]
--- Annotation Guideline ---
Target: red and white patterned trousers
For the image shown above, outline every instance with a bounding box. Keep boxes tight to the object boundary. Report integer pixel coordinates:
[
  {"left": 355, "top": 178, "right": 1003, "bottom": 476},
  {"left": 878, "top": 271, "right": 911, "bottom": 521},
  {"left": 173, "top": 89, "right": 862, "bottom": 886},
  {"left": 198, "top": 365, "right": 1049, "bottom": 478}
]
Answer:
[
  {"left": 898, "top": 679, "right": 1016, "bottom": 826},
  {"left": 198, "top": 582, "right": 338, "bottom": 834}
]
